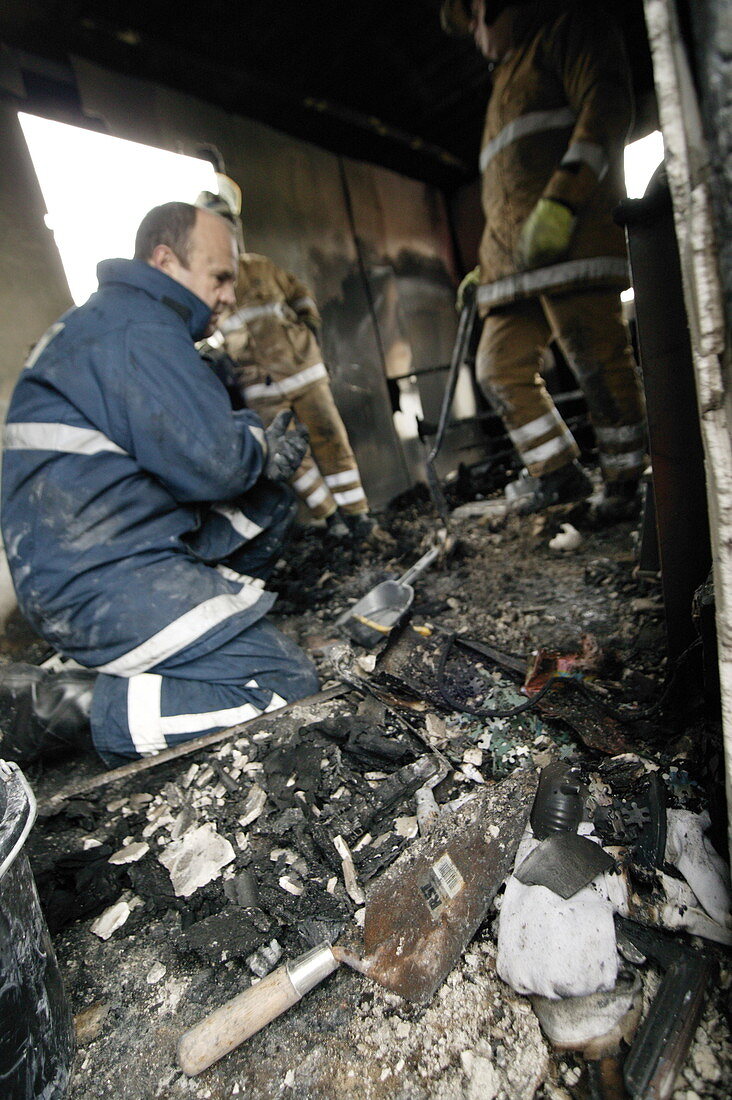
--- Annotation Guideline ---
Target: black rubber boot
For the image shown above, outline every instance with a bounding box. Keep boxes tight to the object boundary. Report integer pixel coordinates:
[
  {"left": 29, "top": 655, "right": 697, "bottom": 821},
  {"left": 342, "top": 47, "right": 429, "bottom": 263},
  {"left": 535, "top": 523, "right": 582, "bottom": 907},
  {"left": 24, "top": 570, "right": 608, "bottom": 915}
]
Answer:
[
  {"left": 592, "top": 479, "right": 642, "bottom": 524},
  {"left": 343, "top": 512, "right": 377, "bottom": 541},
  {"left": 0, "top": 663, "right": 96, "bottom": 764},
  {"left": 325, "top": 510, "right": 350, "bottom": 539},
  {"left": 507, "top": 461, "right": 593, "bottom": 515}
]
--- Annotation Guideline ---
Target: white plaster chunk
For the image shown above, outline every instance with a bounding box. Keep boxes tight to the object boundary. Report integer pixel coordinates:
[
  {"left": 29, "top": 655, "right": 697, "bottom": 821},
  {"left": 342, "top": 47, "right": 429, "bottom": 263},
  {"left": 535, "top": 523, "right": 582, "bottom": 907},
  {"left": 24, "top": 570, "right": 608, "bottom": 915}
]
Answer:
[
  {"left": 90, "top": 899, "right": 133, "bottom": 940},
  {"left": 238, "top": 783, "right": 267, "bottom": 827},
  {"left": 169, "top": 807, "right": 197, "bottom": 841},
  {"left": 549, "top": 523, "right": 582, "bottom": 552},
  {"left": 394, "top": 815, "right": 419, "bottom": 838},
  {"left": 146, "top": 962, "right": 167, "bottom": 984},
  {"left": 691, "top": 1041, "right": 721, "bottom": 1083},
  {"left": 333, "top": 834, "right": 365, "bottom": 904},
  {"left": 279, "top": 874, "right": 304, "bottom": 896},
  {"left": 425, "top": 712, "right": 448, "bottom": 745},
  {"left": 416, "top": 785, "right": 440, "bottom": 835},
  {"left": 129, "top": 792, "right": 153, "bottom": 810},
  {"left": 159, "top": 822, "right": 235, "bottom": 897},
  {"left": 461, "top": 1052, "right": 500, "bottom": 1100},
  {"left": 181, "top": 763, "right": 199, "bottom": 788},
  {"left": 108, "top": 841, "right": 150, "bottom": 865}
]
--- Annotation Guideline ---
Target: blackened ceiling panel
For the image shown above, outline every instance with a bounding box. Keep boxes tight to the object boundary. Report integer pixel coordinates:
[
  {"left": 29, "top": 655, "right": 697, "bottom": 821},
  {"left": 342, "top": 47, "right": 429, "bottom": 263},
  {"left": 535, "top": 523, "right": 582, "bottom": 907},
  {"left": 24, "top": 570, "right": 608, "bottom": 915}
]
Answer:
[{"left": 0, "top": 0, "right": 655, "bottom": 188}]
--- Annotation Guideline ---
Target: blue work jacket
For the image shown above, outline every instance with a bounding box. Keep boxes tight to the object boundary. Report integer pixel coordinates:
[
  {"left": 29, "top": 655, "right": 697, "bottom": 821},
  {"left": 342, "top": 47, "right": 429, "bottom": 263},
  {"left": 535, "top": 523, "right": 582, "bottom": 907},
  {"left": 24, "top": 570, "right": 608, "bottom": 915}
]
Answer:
[{"left": 1, "top": 259, "right": 277, "bottom": 675}]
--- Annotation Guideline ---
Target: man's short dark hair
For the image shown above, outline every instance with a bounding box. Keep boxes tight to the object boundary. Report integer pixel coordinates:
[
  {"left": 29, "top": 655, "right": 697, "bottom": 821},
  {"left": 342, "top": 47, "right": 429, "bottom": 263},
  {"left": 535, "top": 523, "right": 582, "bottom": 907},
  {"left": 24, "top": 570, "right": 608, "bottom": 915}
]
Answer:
[{"left": 134, "top": 202, "right": 198, "bottom": 265}]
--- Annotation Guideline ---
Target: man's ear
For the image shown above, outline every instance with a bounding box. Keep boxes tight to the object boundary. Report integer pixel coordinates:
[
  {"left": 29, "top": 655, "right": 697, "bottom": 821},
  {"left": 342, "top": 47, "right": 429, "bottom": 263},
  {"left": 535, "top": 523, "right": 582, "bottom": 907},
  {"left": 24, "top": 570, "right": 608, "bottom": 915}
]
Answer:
[{"left": 149, "top": 243, "right": 176, "bottom": 273}]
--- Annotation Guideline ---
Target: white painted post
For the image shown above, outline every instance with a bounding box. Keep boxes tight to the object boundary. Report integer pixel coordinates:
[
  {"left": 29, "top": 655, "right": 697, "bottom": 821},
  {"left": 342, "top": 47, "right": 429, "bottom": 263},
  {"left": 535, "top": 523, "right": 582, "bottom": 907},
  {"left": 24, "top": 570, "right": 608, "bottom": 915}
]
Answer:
[{"left": 643, "top": 0, "right": 732, "bottom": 867}]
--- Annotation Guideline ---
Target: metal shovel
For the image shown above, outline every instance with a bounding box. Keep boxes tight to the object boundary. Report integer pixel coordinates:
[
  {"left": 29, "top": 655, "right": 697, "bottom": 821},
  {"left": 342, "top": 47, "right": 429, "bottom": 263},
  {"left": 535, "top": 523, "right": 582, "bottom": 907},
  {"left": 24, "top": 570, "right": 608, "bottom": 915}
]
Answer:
[
  {"left": 335, "top": 545, "right": 441, "bottom": 648},
  {"left": 424, "top": 283, "right": 477, "bottom": 526},
  {"left": 177, "top": 768, "right": 537, "bottom": 1076}
]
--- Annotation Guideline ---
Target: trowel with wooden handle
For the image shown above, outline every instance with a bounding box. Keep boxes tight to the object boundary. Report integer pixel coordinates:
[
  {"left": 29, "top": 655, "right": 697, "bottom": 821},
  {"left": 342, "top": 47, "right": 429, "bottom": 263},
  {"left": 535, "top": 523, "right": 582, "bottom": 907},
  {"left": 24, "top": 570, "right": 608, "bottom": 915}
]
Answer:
[{"left": 177, "top": 768, "right": 537, "bottom": 1077}]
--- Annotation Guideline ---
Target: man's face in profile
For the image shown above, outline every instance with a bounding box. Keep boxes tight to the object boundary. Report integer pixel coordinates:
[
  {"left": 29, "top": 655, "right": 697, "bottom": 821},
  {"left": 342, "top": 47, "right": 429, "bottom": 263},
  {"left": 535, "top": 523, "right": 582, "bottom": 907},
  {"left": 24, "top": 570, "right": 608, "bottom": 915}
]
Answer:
[{"left": 156, "top": 209, "right": 238, "bottom": 336}]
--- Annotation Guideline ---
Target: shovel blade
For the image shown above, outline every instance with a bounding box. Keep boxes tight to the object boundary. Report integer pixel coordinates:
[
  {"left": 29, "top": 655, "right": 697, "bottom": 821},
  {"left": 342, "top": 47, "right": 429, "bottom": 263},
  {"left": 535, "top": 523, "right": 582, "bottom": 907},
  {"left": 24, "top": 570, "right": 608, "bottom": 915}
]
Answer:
[
  {"left": 338, "top": 581, "right": 415, "bottom": 649},
  {"left": 361, "top": 768, "right": 537, "bottom": 1003}
]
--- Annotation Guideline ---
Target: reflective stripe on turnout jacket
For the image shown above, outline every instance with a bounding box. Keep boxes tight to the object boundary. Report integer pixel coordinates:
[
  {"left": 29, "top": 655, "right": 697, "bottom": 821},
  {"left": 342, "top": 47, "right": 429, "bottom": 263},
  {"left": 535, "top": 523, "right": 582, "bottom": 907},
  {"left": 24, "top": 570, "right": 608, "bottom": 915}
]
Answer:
[{"left": 219, "top": 253, "right": 324, "bottom": 393}]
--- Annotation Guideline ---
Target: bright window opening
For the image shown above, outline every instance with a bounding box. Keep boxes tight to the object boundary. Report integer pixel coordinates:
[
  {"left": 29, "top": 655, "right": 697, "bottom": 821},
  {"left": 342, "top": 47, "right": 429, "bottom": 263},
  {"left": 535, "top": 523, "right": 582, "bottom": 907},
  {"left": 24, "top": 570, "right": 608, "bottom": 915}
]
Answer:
[
  {"left": 19, "top": 113, "right": 218, "bottom": 306},
  {"left": 624, "top": 130, "right": 664, "bottom": 200},
  {"left": 622, "top": 130, "right": 665, "bottom": 303}
]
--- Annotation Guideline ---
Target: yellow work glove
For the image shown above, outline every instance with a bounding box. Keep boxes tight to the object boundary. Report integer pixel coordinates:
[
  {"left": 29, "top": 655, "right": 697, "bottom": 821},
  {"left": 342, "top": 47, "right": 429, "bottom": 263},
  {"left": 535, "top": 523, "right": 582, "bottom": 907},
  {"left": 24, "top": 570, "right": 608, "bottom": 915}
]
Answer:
[
  {"left": 518, "top": 198, "right": 577, "bottom": 269},
  {"left": 456, "top": 266, "right": 481, "bottom": 312}
]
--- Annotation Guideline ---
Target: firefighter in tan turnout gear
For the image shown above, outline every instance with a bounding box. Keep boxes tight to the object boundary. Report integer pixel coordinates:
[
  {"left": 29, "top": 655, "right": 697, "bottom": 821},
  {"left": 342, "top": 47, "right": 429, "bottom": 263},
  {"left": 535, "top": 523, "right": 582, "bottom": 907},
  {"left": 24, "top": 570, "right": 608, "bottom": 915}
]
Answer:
[
  {"left": 196, "top": 186, "right": 374, "bottom": 541},
  {"left": 442, "top": 0, "right": 646, "bottom": 518}
]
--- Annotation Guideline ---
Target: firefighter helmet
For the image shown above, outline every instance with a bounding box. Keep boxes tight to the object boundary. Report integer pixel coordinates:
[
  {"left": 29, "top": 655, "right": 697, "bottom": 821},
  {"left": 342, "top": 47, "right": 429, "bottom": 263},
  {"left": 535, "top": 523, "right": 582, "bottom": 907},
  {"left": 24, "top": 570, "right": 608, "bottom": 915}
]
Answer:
[
  {"left": 440, "top": 0, "right": 518, "bottom": 35},
  {"left": 195, "top": 173, "right": 242, "bottom": 221}
]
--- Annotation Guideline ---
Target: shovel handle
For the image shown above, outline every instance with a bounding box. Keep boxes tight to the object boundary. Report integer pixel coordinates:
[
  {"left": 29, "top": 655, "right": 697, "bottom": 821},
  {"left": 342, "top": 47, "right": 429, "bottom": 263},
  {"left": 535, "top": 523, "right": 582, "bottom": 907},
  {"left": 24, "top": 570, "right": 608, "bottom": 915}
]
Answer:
[
  {"left": 177, "top": 944, "right": 339, "bottom": 1076},
  {"left": 398, "top": 546, "right": 441, "bottom": 587}
]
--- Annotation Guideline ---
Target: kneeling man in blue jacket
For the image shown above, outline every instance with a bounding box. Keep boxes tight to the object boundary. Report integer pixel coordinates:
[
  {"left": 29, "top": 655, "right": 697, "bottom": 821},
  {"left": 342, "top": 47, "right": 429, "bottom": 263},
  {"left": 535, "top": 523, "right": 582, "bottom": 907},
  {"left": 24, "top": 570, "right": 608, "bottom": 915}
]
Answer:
[{"left": 0, "top": 202, "right": 319, "bottom": 765}]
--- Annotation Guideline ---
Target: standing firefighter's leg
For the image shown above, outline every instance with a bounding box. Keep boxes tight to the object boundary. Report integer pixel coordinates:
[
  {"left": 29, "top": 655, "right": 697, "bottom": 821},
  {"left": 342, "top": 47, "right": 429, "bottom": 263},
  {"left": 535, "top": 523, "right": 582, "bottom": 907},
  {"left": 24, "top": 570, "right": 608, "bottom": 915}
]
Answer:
[
  {"left": 477, "top": 300, "right": 581, "bottom": 479},
  {"left": 546, "top": 291, "right": 646, "bottom": 514},
  {"left": 290, "top": 451, "right": 339, "bottom": 522},
  {"left": 292, "top": 378, "right": 369, "bottom": 519}
]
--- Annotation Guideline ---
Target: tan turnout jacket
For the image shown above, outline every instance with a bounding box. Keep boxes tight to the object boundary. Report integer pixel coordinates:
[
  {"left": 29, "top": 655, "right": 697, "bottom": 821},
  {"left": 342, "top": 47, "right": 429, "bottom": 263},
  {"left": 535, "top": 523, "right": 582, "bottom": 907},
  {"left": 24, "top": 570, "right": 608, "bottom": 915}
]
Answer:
[
  {"left": 477, "top": 0, "right": 633, "bottom": 312},
  {"left": 220, "top": 254, "right": 325, "bottom": 401}
]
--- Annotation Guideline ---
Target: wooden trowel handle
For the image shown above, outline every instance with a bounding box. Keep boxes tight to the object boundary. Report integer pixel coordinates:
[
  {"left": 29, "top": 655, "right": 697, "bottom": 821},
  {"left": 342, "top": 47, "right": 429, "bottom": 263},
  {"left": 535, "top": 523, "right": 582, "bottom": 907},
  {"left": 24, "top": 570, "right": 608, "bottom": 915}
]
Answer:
[{"left": 177, "top": 943, "right": 339, "bottom": 1076}]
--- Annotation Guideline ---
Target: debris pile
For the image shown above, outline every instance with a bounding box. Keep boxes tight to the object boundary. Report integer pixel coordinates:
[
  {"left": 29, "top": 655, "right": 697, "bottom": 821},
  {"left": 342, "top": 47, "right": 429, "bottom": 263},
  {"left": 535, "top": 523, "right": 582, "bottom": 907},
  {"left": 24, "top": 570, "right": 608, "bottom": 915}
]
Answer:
[{"left": 7, "top": 500, "right": 732, "bottom": 1097}]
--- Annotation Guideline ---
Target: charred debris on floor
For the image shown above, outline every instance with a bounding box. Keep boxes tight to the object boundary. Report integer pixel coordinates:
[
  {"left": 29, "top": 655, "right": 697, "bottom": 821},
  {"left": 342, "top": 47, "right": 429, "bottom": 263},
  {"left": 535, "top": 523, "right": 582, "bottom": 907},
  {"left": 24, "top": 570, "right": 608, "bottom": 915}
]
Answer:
[{"left": 20, "top": 488, "right": 732, "bottom": 1094}]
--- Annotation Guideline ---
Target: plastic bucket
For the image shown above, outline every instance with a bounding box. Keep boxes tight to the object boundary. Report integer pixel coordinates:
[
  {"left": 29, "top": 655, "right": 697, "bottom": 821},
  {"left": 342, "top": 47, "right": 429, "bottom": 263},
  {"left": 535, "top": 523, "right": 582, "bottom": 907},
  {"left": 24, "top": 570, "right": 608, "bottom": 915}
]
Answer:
[{"left": 0, "top": 760, "right": 75, "bottom": 1098}]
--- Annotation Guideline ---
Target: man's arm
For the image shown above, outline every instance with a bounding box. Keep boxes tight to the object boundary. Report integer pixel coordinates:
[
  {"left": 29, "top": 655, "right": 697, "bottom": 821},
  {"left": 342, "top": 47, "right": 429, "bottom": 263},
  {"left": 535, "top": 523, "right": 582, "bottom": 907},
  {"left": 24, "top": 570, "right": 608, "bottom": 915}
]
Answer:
[
  {"left": 542, "top": 6, "right": 634, "bottom": 213},
  {"left": 282, "top": 269, "right": 322, "bottom": 333},
  {"left": 518, "top": 8, "right": 633, "bottom": 269},
  {"left": 122, "top": 324, "right": 268, "bottom": 503}
]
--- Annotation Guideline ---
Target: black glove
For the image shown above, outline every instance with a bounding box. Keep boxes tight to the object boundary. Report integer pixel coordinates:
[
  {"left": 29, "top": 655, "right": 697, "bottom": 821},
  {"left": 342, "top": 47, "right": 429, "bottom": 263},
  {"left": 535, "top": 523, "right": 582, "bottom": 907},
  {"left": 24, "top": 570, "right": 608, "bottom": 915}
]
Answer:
[{"left": 264, "top": 409, "right": 309, "bottom": 482}]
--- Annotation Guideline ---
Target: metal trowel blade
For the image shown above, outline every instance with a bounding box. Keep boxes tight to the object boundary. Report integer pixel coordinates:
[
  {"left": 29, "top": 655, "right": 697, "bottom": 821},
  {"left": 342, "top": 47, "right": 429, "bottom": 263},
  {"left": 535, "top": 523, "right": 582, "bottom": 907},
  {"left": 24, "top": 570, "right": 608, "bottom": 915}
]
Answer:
[
  {"left": 357, "top": 768, "right": 537, "bottom": 1003},
  {"left": 514, "top": 832, "right": 615, "bottom": 899}
]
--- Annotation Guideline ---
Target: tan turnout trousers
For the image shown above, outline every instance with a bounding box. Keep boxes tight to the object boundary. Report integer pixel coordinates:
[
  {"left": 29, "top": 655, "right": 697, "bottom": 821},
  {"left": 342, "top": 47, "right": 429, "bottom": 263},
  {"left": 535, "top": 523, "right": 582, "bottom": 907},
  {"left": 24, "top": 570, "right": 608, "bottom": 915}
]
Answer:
[
  {"left": 243, "top": 376, "right": 368, "bottom": 520},
  {"left": 476, "top": 289, "right": 645, "bottom": 482}
]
